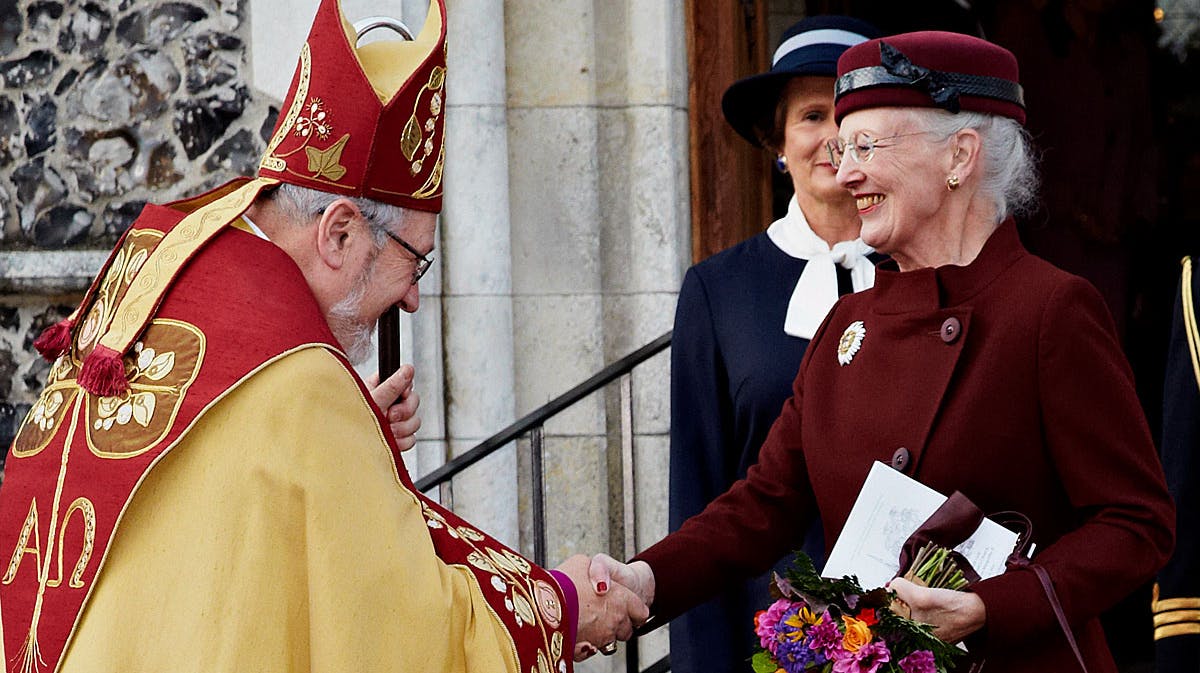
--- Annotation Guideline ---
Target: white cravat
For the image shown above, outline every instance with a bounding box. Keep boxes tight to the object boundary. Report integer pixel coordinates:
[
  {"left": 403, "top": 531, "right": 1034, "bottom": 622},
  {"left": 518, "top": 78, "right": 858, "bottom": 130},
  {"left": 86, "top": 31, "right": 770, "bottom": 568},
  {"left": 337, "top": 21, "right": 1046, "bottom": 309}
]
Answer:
[{"left": 766, "top": 198, "right": 876, "bottom": 340}]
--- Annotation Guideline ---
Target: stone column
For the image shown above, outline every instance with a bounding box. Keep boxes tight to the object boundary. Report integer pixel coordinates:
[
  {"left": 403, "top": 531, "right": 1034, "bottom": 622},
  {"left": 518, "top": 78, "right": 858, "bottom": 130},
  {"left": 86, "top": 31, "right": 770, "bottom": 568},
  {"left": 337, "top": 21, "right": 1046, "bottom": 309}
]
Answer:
[
  {"left": 505, "top": 0, "right": 609, "bottom": 581},
  {"left": 437, "top": 0, "right": 521, "bottom": 546},
  {"left": 594, "top": 1, "right": 689, "bottom": 666},
  {"left": 504, "top": 0, "right": 689, "bottom": 668}
]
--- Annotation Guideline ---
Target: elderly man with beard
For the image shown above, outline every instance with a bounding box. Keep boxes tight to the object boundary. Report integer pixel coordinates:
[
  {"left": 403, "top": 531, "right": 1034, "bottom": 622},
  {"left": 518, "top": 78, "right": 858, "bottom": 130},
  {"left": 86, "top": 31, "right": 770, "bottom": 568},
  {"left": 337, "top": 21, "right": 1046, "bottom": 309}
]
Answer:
[{"left": 0, "top": 0, "right": 647, "bottom": 671}]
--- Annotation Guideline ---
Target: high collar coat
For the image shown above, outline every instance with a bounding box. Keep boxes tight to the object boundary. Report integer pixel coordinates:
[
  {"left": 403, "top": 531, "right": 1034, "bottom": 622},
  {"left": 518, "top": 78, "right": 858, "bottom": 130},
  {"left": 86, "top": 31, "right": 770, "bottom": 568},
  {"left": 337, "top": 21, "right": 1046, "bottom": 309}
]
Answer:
[{"left": 639, "top": 221, "right": 1174, "bottom": 673}]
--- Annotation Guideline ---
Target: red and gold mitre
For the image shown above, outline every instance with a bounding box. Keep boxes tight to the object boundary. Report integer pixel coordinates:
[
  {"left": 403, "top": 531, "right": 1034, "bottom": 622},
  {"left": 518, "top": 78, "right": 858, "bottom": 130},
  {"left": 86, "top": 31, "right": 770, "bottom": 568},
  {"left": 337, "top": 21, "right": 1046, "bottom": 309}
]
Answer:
[{"left": 258, "top": 0, "right": 448, "bottom": 212}]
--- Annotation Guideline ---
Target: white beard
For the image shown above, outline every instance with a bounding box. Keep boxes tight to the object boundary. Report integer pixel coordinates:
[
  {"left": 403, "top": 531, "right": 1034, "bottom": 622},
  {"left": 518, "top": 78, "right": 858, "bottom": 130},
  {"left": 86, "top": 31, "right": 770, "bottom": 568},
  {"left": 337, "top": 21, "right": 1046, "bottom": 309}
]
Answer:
[{"left": 326, "top": 260, "right": 377, "bottom": 366}]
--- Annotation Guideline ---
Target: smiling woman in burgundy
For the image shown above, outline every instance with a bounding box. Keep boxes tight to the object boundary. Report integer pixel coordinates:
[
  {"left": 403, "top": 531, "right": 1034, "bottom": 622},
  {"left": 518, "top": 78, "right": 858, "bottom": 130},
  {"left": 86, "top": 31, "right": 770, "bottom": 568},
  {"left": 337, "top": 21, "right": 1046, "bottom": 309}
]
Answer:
[{"left": 598, "top": 31, "right": 1175, "bottom": 673}]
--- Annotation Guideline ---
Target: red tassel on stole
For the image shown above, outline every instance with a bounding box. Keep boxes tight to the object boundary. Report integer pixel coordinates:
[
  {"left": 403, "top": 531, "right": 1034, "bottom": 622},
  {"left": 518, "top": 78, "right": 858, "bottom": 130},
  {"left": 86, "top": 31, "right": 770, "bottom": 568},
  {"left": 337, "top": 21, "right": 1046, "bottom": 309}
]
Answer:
[
  {"left": 78, "top": 345, "right": 128, "bottom": 397},
  {"left": 32, "top": 318, "right": 74, "bottom": 361}
]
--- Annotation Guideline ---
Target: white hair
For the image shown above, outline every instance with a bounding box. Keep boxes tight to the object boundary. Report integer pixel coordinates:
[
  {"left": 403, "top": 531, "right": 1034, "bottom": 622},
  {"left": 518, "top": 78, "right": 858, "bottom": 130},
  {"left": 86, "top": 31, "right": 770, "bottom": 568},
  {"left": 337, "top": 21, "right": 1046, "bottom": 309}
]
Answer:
[
  {"left": 271, "top": 183, "right": 409, "bottom": 248},
  {"left": 324, "top": 259, "right": 377, "bottom": 365},
  {"left": 909, "top": 108, "right": 1040, "bottom": 223}
]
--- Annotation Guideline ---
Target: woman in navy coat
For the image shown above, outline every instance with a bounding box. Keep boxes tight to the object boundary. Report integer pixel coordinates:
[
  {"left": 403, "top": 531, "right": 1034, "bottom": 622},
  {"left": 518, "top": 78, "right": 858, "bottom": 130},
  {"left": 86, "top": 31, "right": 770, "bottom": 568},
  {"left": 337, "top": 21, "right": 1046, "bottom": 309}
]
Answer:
[
  {"left": 667, "top": 16, "right": 880, "bottom": 673},
  {"left": 601, "top": 31, "right": 1174, "bottom": 673}
]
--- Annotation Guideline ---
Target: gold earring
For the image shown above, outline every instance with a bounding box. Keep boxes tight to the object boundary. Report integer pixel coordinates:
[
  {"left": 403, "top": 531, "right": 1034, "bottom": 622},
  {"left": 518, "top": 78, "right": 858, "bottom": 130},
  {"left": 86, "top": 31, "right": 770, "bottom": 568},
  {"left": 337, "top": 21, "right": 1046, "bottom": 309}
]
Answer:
[{"left": 946, "top": 174, "right": 960, "bottom": 191}]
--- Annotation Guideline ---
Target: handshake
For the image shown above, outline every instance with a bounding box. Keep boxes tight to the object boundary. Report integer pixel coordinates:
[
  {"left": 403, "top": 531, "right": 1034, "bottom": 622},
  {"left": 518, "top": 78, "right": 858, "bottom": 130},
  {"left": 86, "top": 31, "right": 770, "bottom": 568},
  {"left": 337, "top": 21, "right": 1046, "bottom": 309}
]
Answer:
[{"left": 554, "top": 554, "right": 658, "bottom": 661}]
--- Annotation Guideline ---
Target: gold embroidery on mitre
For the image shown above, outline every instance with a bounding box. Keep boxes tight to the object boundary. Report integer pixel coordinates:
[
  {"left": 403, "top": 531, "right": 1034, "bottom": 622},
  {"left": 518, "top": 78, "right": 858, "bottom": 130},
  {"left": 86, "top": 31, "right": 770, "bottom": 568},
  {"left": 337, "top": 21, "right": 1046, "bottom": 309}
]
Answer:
[
  {"left": 411, "top": 142, "right": 444, "bottom": 199},
  {"left": 259, "top": 50, "right": 351, "bottom": 185},
  {"left": 269, "top": 91, "right": 352, "bottom": 185},
  {"left": 403, "top": 65, "right": 445, "bottom": 177},
  {"left": 294, "top": 96, "right": 333, "bottom": 140},
  {"left": 401, "top": 116, "right": 422, "bottom": 162},
  {"left": 261, "top": 44, "right": 312, "bottom": 173},
  {"left": 304, "top": 133, "right": 350, "bottom": 182}
]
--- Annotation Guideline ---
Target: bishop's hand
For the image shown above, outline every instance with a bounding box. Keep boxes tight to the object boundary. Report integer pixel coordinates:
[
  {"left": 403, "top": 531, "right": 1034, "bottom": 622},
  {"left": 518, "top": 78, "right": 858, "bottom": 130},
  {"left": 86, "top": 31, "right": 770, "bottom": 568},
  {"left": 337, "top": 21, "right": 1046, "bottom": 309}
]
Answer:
[{"left": 365, "top": 364, "right": 421, "bottom": 451}]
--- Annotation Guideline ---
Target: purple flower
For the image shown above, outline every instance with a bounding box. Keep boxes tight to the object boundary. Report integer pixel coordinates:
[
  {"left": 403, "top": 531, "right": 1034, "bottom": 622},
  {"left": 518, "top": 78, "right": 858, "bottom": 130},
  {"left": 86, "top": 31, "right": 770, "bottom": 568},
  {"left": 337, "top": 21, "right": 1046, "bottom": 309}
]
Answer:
[
  {"left": 806, "top": 614, "right": 843, "bottom": 659},
  {"left": 832, "top": 640, "right": 891, "bottom": 673},
  {"left": 755, "top": 599, "right": 792, "bottom": 654},
  {"left": 898, "top": 650, "right": 937, "bottom": 673},
  {"left": 776, "top": 634, "right": 827, "bottom": 673}
]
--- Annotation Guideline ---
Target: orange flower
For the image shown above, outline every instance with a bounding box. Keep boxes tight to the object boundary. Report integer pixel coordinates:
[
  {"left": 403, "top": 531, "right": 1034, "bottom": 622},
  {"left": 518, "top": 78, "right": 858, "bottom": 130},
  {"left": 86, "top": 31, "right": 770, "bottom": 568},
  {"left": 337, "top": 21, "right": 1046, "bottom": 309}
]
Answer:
[{"left": 842, "top": 614, "right": 874, "bottom": 652}]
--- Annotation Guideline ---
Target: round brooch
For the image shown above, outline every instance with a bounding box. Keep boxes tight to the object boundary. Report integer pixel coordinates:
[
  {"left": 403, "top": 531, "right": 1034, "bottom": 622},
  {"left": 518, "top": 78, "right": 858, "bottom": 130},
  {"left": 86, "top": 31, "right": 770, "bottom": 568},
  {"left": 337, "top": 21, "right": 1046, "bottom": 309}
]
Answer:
[{"left": 837, "top": 320, "right": 866, "bottom": 366}]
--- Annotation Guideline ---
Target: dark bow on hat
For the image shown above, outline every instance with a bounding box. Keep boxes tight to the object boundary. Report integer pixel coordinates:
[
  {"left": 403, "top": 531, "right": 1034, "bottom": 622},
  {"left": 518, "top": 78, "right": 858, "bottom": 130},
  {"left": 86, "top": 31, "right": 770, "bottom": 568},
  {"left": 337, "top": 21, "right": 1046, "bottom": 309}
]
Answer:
[{"left": 879, "top": 41, "right": 961, "bottom": 113}]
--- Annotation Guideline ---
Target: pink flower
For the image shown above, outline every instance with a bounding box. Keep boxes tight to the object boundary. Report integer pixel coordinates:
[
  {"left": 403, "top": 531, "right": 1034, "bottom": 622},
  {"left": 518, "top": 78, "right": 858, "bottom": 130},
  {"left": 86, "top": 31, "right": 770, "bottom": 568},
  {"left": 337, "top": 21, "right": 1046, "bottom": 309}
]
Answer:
[
  {"left": 898, "top": 650, "right": 937, "bottom": 673},
  {"left": 806, "top": 614, "right": 843, "bottom": 659},
  {"left": 755, "top": 599, "right": 792, "bottom": 654},
  {"left": 832, "top": 639, "right": 891, "bottom": 673}
]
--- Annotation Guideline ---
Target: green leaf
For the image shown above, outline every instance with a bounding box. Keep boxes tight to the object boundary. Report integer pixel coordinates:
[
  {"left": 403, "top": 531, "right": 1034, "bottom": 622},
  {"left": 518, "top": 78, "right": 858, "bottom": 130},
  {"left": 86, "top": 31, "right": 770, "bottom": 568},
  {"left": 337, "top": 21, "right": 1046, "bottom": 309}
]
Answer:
[
  {"left": 780, "top": 550, "right": 865, "bottom": 608},
  {"left": 750, "top": 650, "right": 779, "bottom": 673}
]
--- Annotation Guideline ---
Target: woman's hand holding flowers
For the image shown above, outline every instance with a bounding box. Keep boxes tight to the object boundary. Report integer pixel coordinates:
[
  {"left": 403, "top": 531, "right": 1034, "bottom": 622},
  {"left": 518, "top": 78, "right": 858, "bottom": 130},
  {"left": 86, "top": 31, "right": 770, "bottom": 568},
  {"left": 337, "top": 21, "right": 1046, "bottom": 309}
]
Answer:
[{"left": 887, "top": 577, "right": 986, "bottom": 644}]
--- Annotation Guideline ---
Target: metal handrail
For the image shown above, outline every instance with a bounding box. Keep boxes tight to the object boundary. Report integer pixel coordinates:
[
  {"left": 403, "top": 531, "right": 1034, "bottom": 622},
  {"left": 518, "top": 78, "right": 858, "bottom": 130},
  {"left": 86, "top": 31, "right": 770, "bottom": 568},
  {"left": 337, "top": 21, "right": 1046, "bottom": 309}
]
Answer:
[
  {"left": 413, "top": 331, "right": 673, "bottom": 492},
  {"left": 413, "top": 329, "right": 674, "bottom": 673}
]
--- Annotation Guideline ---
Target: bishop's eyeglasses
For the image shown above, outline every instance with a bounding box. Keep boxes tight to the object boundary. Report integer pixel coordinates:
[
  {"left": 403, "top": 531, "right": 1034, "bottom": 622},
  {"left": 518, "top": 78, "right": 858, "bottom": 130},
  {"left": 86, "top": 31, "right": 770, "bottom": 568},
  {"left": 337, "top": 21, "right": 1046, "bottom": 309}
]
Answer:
[{"left": 383, "top": 229, "right": 434, "bottom": 284}]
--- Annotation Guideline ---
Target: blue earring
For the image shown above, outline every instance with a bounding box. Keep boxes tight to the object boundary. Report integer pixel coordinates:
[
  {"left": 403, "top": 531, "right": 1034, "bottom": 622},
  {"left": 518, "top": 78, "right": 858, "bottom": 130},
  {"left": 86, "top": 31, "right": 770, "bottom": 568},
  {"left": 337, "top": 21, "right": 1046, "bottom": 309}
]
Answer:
[{"left": 774, "top": 155, "right": 788, "bottom": 173}]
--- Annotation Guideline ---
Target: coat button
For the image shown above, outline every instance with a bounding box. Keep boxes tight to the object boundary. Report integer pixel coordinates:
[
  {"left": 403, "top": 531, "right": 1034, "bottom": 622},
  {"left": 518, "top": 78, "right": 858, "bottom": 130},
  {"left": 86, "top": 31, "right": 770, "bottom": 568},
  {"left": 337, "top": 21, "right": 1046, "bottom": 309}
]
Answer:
[
  {"left": 940, "top": 317, "right": 961, "bottom": 344},
  {"left": 891, "top": 447, "right": 911, "bottom": 472}
]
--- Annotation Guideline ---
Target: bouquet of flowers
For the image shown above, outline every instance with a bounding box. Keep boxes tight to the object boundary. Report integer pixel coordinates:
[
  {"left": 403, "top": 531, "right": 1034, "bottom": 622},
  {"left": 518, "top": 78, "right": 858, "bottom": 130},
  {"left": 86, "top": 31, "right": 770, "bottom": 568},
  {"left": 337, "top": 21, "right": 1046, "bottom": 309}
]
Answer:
[{"left": 752, "top": 544, "right": 968, "bottom": 673}]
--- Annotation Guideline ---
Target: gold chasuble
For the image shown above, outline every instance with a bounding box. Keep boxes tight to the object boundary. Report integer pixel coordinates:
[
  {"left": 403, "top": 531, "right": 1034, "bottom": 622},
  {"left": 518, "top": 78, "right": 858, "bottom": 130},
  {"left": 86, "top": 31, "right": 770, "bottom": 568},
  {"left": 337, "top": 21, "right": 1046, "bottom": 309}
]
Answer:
[{"left": 0, "top": 183, "right": 573, "bottom": 673}]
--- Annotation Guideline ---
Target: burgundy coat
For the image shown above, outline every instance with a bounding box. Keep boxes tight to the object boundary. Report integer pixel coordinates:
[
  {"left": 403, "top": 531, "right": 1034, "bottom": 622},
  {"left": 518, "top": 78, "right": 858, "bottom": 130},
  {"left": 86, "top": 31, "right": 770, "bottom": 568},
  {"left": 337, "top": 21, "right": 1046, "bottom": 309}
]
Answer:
[{"left": 639, "top": 221, "right": 1174, "bottom": 673}]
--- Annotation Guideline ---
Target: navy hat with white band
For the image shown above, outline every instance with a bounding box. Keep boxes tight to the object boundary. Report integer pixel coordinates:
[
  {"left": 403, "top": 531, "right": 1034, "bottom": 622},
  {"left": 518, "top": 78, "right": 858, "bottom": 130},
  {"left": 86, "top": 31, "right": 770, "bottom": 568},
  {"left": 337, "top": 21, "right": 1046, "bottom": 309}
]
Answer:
[{"left": 722, "top": 15, "right": 882, "bottom": 147}]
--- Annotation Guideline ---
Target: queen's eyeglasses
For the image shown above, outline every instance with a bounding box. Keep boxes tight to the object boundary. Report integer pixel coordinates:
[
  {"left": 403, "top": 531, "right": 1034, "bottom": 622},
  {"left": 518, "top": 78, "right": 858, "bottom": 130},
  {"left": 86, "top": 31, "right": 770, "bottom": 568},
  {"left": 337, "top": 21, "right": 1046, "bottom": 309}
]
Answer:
[{"left": 825, "top": 131, "right": 931, "bottom": 169}]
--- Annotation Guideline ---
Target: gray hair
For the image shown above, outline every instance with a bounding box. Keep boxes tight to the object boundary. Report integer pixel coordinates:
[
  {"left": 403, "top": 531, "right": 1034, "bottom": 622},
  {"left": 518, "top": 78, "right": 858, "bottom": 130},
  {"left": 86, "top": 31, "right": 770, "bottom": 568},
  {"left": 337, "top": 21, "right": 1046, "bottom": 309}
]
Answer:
[
  {"left": 908, "top": 108, "right": 1040, "bottom": 222},
  {"left": 271, "top": 183, "right": 408, "bottom": 248}
]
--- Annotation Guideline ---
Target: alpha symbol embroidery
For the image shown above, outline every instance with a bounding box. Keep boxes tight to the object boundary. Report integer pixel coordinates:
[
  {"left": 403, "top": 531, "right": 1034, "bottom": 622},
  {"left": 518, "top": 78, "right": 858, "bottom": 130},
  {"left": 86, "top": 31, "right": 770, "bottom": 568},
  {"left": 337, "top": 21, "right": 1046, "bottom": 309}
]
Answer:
[{"left": 837, "top": 321, "right": 866, "bottom": 366}]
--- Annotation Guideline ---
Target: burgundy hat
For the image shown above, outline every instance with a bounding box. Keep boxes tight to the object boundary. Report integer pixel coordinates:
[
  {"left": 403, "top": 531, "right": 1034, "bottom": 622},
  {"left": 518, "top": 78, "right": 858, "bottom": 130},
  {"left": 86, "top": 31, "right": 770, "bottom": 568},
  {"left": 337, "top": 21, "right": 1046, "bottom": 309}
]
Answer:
[{"left": 834, "top": 31, "right": 1025, "bottom": 125}]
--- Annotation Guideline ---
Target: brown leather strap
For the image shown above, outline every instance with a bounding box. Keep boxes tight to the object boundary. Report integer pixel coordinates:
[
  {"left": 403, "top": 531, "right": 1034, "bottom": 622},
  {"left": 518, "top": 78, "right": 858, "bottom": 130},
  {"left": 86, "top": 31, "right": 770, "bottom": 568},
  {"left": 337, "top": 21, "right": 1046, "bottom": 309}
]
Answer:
[
  {"left": 1005, "top": 557, "right": 1088, "bottom": 673},
  {"left": 898, "top": 497, "right": 1086, "bottom": 671}
]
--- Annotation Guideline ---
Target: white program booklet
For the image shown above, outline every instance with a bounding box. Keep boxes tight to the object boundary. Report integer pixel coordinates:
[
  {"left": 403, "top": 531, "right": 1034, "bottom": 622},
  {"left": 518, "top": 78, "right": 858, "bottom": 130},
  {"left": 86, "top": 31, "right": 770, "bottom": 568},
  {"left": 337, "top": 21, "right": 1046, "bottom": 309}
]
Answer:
[{"left": 821, "top": 461, "right": 1019, "bottom": 589}]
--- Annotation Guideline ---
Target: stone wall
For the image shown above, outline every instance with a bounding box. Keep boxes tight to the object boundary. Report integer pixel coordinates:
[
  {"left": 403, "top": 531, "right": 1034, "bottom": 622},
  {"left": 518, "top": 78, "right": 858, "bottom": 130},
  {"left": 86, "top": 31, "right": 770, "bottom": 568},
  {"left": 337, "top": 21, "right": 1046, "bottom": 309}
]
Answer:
[{"left": 0, "top": 0, "right": 276, "bottom": 461}]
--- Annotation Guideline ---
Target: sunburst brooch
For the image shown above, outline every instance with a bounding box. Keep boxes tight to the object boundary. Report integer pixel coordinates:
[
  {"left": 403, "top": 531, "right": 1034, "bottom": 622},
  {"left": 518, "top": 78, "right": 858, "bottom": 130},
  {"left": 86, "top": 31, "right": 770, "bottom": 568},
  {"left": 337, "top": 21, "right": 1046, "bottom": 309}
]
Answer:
[{"left": 837, "top": 320, "right": 866, "bottom": 366}]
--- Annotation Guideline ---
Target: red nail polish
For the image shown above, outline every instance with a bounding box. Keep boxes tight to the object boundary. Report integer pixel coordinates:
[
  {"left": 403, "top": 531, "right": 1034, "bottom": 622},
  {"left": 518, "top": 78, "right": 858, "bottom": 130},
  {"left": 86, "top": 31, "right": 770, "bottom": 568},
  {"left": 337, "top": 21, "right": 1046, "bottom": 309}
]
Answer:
[{"left": 597, "top": 581, "right": 608, "bottom": 593}]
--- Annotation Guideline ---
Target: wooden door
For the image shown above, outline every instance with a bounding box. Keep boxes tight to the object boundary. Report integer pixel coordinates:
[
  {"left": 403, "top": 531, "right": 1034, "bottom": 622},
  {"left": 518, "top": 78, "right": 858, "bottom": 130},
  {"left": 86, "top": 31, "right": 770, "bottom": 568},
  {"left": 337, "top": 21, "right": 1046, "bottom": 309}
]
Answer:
[{"left": 685, "top": 0, "right": 771, "bottom": 263}]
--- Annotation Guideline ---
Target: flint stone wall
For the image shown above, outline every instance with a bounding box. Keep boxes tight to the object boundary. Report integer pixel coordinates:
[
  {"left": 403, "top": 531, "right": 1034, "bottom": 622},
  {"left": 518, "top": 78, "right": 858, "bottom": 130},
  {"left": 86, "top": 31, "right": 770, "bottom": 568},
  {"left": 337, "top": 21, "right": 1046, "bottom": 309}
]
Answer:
[{"left": 0, "top": 0, "right": 275, "bottom": 459}]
